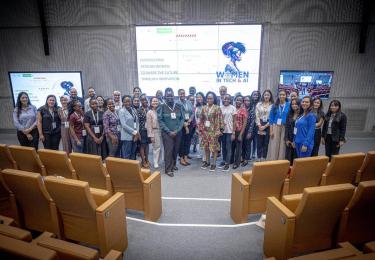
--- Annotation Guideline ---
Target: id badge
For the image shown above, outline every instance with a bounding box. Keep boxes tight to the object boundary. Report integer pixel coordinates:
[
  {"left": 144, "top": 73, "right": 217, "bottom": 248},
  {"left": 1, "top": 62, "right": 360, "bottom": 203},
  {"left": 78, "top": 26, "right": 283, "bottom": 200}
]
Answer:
[
  {"left": 171, "top": 113, "right": 176, "bottom": 119},
  {"left": 64, "top": 122, "right": 69, "bottom": 128},
  {"left": 52, "top": 122, "right": 56, "bottom": 129},
  {"left": 117, "top": 125, "right": 121, "bottom": 132},
  {"left": 133, "top": 122, "right": 137, "bottom": 129},
  {"left": 82, "top": 129, "right": 87, "bottom": 136},
  {"left": 94, "top": 126, "right": 100, "bottom": 134},
  {"left": 185, "top": 113, "right": 190, "bottom": 120},
  {"left": 277, "top": 118, "right": 282, "bottom": 125},
  {"left": 262, "top": 115, "right": 268, "bottom": 123},
  {"left": 293, "top": 127, "right": 297, "bottom": 135},
  {"left": 205, "top": 120, "right": 211, "bottom": 127}
]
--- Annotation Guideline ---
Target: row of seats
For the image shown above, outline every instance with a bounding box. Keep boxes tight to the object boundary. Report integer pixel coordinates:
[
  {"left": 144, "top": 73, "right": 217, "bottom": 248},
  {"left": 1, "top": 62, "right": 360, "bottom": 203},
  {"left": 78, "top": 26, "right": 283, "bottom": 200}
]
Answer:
[
  {"left": 0, "top": 215, "right": 122, "bottom": 259},
  {"left": 263, "top": 181, "right": 375, "bottom": 260},
  {"left": 0, "top": 144, "right": 162, "bottom": 222},
  {"left": 0, "top": 168, "right": 127, "bottom": 257},
  {"left": 230, "top": 152, "right": 375, "bottom": 223}
]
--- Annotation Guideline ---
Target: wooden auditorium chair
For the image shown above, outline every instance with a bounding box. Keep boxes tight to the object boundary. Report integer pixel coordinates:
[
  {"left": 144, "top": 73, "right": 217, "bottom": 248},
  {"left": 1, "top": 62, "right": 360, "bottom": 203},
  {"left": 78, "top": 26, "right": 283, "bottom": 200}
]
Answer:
[
  {"left": 8, "top": 145, "right": 46, "bottom": 176},
  {"left": 1, "top": 169, "right": 61, "bottom": 236},
  {"left": 0, "top": 144, "right": 17, "bottom": 170},
  {"left": 105, "top": 157, "right": 162, "bottom": 221},
  {"left": 283, "top": 156, "right": 329, "bottom": 195},
  {"left": 320, "top": 153, "right": 366, "bottom": 185},
  {"left": 38, "top": 149, "right": 77, "bottom": 179},
  {"left": 263, "top": 183, "right": 355, "bottom": 260},
  {"left": 44, "top": 176, "right": 127, "bottom": 257},
  {"left": 230, "top": 160, "right": 290, "bottom": 224},
  {"left": 338, "top": 180, "right": 375, "bottom": 246},
  {"left": 69, "top": 153, "right": 113, "bottom": 193},
  {"left": 0, "top": 173, "right": 18, "bottom": 220},
  {"left": 355, "top": 151, "right": 375, "bottom": 183}
]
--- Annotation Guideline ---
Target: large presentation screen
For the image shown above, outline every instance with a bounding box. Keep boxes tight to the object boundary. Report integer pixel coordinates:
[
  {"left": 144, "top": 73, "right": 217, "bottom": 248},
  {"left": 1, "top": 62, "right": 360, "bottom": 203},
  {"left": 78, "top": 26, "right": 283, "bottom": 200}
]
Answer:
[
  {"left": 278, "top": 70, "right": 333, "bottom": 100},
  {"left": 136, "top": 24, "right": 262, "bottom": 96},
  {"left": 9, "top": 72, "right": 83, "bottom": 108}
]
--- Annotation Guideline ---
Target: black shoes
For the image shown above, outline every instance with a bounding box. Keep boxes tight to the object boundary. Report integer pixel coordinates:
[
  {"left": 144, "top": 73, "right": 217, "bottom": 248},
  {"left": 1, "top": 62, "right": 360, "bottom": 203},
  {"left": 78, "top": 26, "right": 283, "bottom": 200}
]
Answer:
[
  {"left": 209, "top": 165, "right": 216, "bottom": 172},
  {"left": 232, "top": 164, "right": 239, "bottom": 169},
  {"left": 223, "top": 164, "right": 230, "bottom": 172},
  {"left": 241, "top": 160, "right": 248, "bottom": 167},
  {"left": 165, "top": 172, "right": 174, "bottom": 177},
  {"left": 201, "top": 162, "right": 210, "bottom": 169},
  {"left": 173, "top": 166, "right": 178, "bottom": 171}
]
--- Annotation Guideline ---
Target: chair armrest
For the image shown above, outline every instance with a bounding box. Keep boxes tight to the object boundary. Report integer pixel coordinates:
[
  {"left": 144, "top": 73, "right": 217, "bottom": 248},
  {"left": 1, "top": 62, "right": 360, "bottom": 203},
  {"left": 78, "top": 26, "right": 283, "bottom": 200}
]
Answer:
[
  {"left": 354, "top": 170, "right": 361, "bottom": 185},
  {"left": 242, "top": 171, "right": 252, "bottom": 183},
  {"left": 282, "top": 178, "right": 290, "bottom": 196},
  {"left": 104, "top": 250, "right": 123, "bottom": 260},
  {"left": 337, "top": 208, "right": 349, "bottom": 243},
  {"left": 36, "top": 235, "right": 99, "bottom": 259},
  {"left": 90, "top": 188, "right": 111, "bottom": 206},
  {"left": 320, "top": 173, "right": 327, "bottom": 185},
  {"left": 0, "top": 224, "right": 32, "bottom": 242},
  {"left": 96, "top": 192, "right": 128, "bottom": 257},
  {"left": 364, "top": 241, "right": 375, "bottom": 253},
  {"left": 281, "top": 194, "right": 302, "bottom": 212},
  {"left": 32, "top": 232, "right": 56, "bottom": 244},
  {"left": 141, "top": 168, "right": 151, "bottom": 180},
  {"left": 105, "top": 175, "right": 114, "bottom": 194},
  {"left": 0, "top": 215, "right": 15, "bottom": 226},
  {"left": 230, "top": 173, "right": 249, "bottom": 224},
  {"left": 264, "top": 197, "right": 296, "bottom": 260},
  {"left": 339, "top": 242, "right": 363, "bottom": 255},
  {"left": 143, "top": 172, "right": 162, "bottom": 222}
]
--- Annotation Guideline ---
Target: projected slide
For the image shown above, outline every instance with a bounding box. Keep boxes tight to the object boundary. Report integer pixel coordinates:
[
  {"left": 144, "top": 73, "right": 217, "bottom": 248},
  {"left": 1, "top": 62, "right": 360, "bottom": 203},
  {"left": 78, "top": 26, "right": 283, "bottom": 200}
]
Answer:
[
  {"left": 9, "top": 72, "right": 83, "bottom": 108},
  {"left": 136, "top": 25, "right": 262, "bottom": 95}
]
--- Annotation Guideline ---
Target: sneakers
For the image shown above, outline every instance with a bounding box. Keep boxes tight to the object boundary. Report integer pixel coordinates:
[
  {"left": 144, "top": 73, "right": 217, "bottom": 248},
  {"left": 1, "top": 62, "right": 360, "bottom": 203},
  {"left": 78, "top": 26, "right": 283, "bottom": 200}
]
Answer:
[
  {"left": 232, "top": 164, "right": 239, "bottom": 169},
  {"left": 222, "top": 164, "right": 230, "bottom": 172},
  {"left": 209, "top": 165, "right": 216, "bottom": 172},
  {"left": 218, "top": 162, "right": 225, "bottom": 168},
  {"left": 201, "top": 161, "right": 210, "bottom": 169}
]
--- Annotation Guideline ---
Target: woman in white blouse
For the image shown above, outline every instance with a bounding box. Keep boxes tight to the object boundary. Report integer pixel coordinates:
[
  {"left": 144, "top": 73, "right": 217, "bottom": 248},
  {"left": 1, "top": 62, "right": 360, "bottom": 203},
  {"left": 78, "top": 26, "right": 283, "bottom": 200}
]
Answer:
[{"left": 146, "top": 97, "right": 163, "bottom": 169}]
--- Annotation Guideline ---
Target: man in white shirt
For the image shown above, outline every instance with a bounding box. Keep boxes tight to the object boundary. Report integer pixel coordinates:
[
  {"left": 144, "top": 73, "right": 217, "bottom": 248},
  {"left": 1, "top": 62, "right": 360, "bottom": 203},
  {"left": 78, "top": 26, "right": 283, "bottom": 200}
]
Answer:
[
  {"left": 219, "top": 94, "right": 236, "bottom": 171},
  {"left": 84, "top": 87, "right": 96, "bottom": 111},
  {"left": 218, "top": 86, "right": 227, "bottom": 106}
]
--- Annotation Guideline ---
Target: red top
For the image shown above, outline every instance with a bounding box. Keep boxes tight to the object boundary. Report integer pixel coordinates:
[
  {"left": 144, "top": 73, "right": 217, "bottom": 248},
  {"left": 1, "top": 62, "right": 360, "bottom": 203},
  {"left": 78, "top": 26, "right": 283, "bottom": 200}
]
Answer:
[
  {"left": 69, "top": 112, "right": 84, "bottom": 139},
  {"left": 234, "top": 107, "right": 248, "bottom": 132}
]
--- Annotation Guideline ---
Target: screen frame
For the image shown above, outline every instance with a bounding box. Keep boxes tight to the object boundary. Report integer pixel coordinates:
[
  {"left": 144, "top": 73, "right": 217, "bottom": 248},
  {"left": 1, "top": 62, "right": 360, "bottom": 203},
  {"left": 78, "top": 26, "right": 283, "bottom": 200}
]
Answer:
[
  {"left": 135, "top": 23, "right": 263, "bottom": 95},
  {"left": 8, "top": 71, "right": 84, "bottom": 107}
]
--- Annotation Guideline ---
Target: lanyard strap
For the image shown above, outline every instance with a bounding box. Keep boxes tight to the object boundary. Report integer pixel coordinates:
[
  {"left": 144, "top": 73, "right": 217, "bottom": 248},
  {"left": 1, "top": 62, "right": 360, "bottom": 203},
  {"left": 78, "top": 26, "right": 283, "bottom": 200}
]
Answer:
[
  {"left": 91, "top": 110, "right": 99, "bottom": 126},
  {"left": 74, "top": 112, "right": 83, "bottom": 123},
  {"left": 166, "top": 103, "right": 176, "bottom": 112}
]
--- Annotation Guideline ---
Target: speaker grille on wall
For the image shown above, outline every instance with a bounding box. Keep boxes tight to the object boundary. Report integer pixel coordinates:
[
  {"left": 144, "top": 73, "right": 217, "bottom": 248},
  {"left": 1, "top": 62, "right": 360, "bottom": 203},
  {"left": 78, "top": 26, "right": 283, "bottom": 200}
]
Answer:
[{"left": 345, "top": 109, "right": 368, "bottom": 131}]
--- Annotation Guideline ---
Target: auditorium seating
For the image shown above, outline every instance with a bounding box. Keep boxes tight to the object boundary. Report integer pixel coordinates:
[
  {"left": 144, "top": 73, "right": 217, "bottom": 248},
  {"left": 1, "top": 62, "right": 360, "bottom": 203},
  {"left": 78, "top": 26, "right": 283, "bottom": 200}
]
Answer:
[
  {"left": 38, "top": 149, "right": 77, "bottom": 179},
  {"left": 263, "top": 183, "right": 355, "bottom": 260},
  {"left": 8, "top": 145, "right": 46, "bottom": 176},
  {"left": 1, "top": 169, "right": 61, "bottom": 236},
  {"left": 355, "top": 151, "right": 375, "bottom": 183},
  {"left": 230, "top": 160, "right": 290, "bottom": 223},
  {"left": 283, "top": 156, "right": 329, "bottom": 195},
  {"left": 0, "top": 173, "right": 18, "bottom": 221},
  {"left": 105, "top": 157, "right": 162, "bottom": 221},
  {"left": 320, "top": 153, "right": 365, "bottom": 185},
  {"left": 364, "top": 241, "right": 375, "bottom": 253},
  {"left": 44, "top": 176, "right": 127, "bottom": 257},
  {"left": 0, "top": 144, "right": 17, "bottom": 170},
  {"left": 338, "top": 180, "right": 375, "bottom": 245},
  {"left": 69, "top": 153, "right": 113, "bottom": 192}
]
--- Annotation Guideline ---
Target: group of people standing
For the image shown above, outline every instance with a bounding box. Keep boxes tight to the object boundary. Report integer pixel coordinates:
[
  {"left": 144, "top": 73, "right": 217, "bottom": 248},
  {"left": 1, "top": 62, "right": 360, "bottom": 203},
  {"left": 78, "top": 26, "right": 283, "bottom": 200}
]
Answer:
[{"left": 13, "top": 85, "right": 347, "bottom": 177}]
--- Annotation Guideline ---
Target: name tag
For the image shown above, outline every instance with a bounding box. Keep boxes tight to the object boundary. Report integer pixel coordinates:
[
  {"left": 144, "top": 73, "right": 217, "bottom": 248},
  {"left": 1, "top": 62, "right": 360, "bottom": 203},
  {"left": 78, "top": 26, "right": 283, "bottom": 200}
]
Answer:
[
  {"left": 94, "top": 126, "right": 100, "bottom": 134},
  {"left": 64, "top": 122, "right": 69, "bottom": 128},
  {"left": 82, "top": 129, "right": 87, "bottom": 136},
  {"left": 262, "top": 115, "right": 268, "bottom": 122},
  {"left": 171, "top": 113, "right": 176, "bottom": 119},
  {"left": 205, "top": 120, "right": 211, "bottom": 127},
  {"left": 52, "top": 122, "right": 56, "bottom": 129},
  {"left": 277, "top": 118, "right": 282, "bottom": 125},
  {"left": 133, "top": 122, "right": 137, "bottom": 129},
  {"left": 185, "top": 113, "right": 190, "bottom": 120},
  {"left": 117, "top": 125, "right": 121, "bottom": 132},
  {"left": 293, "top": 127, "right": 297, "bottom": 135}
]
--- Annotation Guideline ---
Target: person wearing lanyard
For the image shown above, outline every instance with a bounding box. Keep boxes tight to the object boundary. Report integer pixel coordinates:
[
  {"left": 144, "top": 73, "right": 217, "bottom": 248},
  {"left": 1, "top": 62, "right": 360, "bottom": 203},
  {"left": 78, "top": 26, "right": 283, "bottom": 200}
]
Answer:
[
  {"left": 157, "top": 88, "right": 185, "bottom": 177},
  {"left": 294, "top": 96, "right": 316, "bottom": 158},
  {"left": 284, "top": 99, "right": 300, "bottom": 163},
  {"left": 103, "top": 98, "right": 121, "bottom": 157},
  {"left": 177, "top": 89, "right": 194, "bottom": 166},
  {"left": 13, "top": 92, "right": 39, "bottom": 150},
  {"left": 37, "top": 95, "right": 61, "bottom": 150},
  {"left": 241, "top": 95, "right": 256, "bottom": 167},
  {"left": 321, "top": 100, "right": 347, "bottom": 160},
  {"left": 119, "top": 95, "right": 140, "bottom": 160},
  {"left": 199, "top": 92, "right": 224, "bottom": 172},
  {"left": 311, "top": 97, "right": 325, "bottom": 156},
  {"left": 58, "top": 95, "right": 72, "bottom": 153},
  {"left": 84, "top": 98, "right": 106, "bottom": 158},
  {"left": 146, "top": 97, "right": 163, "bottom": 169},
  {"left": 267, "top": 89, "right": 289, "bottom": 161},
  {"left": 255, "top": 90, "right": 274, "bottom": 161},
  {"left": 69, "top": 100, "right": 86, "bottom": 153},
  {"left": 138, "top": 94, "right": 151, "bottom": 169}
]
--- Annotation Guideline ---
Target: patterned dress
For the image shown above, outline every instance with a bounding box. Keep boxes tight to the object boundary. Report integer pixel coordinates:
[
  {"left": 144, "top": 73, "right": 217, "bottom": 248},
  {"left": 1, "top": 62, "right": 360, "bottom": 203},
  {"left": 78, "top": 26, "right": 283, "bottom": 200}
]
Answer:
[{"left": 198, "top": 105, "right": 224, "bottom": 152}]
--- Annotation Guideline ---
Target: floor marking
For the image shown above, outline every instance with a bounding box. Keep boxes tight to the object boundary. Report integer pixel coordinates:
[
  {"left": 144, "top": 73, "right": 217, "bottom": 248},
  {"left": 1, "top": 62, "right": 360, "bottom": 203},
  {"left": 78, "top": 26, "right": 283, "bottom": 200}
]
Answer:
[
  {"left": 162, "top": 196, "right": 230, "bottom": 201},
  {"left": 126, "top": 216, "right": 257, "bottom": 228}
]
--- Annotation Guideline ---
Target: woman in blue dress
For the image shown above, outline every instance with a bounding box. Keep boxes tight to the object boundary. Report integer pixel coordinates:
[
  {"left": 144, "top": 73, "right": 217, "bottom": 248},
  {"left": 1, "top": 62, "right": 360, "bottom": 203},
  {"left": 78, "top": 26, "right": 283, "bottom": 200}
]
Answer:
[{"left": 294, "top": 96, "right": 316, "bottom": 158}]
